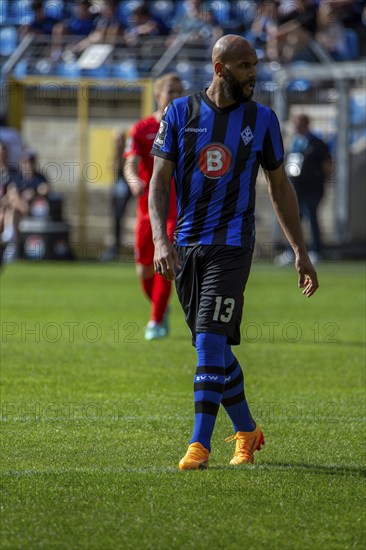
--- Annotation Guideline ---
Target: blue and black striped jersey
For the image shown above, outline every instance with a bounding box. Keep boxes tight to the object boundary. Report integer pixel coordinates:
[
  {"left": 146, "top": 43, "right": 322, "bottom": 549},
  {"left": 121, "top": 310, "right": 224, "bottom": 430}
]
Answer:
[{"left": 151, "top": 90, "right": 284, "bottom": 247}]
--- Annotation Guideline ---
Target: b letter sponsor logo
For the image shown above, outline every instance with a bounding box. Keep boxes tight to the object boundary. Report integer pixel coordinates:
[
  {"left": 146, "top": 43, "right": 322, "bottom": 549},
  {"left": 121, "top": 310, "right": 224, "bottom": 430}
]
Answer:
[{"left": 198, "top": 143, "right": 232, "bottom": 179}]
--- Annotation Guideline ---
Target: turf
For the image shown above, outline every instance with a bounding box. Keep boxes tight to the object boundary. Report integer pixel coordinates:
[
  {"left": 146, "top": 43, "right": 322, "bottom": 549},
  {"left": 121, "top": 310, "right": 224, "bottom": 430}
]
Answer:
[{"left": 1, "top": 260, "right": 365, "bottom": 550}]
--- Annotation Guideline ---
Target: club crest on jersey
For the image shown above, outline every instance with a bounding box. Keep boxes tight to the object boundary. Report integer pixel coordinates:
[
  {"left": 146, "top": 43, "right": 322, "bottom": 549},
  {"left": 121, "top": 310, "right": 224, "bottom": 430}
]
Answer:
[
  {"left": 198, "top": 143, "right": 232, "bottom": 179},
  {"left": 154, "top": 120, "right": 168, "bottom": 147},
  {"left": 241, "top": 125, "right": 254, "bottom": 146}
]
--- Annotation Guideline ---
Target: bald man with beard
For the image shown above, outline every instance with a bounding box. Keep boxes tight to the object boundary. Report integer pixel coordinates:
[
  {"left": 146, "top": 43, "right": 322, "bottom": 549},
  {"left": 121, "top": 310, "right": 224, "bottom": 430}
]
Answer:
[{"left": 149, "top": 35, "right": 319, "bottom": 470}]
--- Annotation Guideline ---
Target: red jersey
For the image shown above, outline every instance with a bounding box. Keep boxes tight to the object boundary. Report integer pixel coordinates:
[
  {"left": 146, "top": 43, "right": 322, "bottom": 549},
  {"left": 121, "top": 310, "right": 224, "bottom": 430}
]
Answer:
[{"left": 124, "top": 115, "right": 177, "bottom": 220}]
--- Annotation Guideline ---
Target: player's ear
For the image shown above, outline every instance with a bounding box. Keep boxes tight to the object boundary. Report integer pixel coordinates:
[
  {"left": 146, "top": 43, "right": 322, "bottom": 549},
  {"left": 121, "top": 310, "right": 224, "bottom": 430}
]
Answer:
[{"left": 214, "top": 61, "right": 224, "bottom": 77}]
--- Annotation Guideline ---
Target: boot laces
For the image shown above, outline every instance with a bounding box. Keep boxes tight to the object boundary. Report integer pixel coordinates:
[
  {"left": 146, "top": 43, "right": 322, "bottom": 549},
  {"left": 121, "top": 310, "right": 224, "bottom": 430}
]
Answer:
[{"left": 225, "top": 433, "right": 254, "bottom": 458}]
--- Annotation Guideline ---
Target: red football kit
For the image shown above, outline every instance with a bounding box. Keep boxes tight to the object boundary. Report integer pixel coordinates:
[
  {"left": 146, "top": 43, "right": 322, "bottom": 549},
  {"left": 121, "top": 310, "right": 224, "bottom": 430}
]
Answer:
[{"left": 124, "top": 115, "right": 177, "bottom": 265}]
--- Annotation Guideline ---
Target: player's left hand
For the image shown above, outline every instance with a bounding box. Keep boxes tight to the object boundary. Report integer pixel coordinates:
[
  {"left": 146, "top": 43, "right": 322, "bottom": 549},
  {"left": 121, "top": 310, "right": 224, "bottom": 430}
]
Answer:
[{"left": 295, "top": 254, "right": 319, "bottom": 298}]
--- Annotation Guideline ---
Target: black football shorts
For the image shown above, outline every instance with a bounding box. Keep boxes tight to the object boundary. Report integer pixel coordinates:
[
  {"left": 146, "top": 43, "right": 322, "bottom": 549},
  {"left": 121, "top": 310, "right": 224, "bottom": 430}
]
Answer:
[{"left": 174, "top": 244, "right": 253, "bottom": 346}]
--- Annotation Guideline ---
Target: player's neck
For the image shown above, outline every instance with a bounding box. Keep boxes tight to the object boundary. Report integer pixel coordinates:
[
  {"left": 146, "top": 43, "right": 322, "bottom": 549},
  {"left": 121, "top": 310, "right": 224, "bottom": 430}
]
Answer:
[{"left": 206, "top": 84, "right": 238, "bottom": 109}]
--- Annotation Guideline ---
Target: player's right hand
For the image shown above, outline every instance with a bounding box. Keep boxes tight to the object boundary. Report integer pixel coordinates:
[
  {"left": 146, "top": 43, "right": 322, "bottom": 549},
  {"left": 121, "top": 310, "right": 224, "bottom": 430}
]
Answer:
[{"left": 154, "top": 238, "right": 181, "bottom": 280}]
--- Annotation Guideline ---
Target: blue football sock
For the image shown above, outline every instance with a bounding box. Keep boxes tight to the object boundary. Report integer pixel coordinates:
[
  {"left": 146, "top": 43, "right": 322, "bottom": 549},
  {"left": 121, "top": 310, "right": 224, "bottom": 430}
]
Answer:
[
  {"left": 190, "top": 332, "right": 226, "bottom": 451},
  {"left": 222, "top": 345, "right": 255, "bottom": 432}
]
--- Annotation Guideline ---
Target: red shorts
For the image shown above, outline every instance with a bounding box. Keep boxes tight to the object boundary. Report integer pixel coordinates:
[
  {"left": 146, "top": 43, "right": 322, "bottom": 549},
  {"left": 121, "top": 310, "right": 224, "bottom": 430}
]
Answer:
[{"left": 135, "top": 215, "right": 176, "bottom": 266}]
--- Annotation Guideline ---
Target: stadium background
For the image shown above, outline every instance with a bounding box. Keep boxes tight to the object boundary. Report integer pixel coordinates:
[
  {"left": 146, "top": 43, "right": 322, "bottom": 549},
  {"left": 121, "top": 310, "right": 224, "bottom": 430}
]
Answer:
[{"left": 1, "top": 0, "right": 365, "bottom": 260}]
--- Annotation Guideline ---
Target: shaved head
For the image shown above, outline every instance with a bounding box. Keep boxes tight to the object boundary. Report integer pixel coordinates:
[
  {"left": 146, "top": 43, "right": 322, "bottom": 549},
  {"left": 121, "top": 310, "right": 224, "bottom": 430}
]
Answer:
[
  {"left": 207, "top": 35, "right": 258, "bottom": 104},
  {"left": 212, "top": 35, "right": 255, "bottom": 65}
]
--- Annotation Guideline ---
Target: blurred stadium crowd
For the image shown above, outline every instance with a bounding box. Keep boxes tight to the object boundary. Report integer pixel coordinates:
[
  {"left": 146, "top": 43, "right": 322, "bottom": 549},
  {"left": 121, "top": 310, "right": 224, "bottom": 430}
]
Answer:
[{"left": 0, "top": 0, "right": 365, "bottom": 73}]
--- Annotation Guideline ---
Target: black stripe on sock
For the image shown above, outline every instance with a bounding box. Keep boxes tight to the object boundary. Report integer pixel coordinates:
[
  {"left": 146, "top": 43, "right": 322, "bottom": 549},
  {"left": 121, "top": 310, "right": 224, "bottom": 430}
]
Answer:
[
  {"left": 221, "top": 390, "right": 245, "bottom": 408},
  {"left": 224, "top": 370, "right": 243, "bottom": 391},
  {"left": 195, "top": 401, "right": 220, "bottom": 416},
  {"left": 225, "top": 359, "right": 239, "bottom": 376},
  {"left": 194, "top": 381, "right": 225, "bottom": 392},
  {"left": 196, "top": 365, "right": 225, "bottom": 375}
]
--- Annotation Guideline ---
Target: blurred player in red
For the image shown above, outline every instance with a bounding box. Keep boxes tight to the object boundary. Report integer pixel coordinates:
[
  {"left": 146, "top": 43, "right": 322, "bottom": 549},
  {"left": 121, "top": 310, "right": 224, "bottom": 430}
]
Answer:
[{"left": 123, "top": 74, "right": 183, "bottom": 340}]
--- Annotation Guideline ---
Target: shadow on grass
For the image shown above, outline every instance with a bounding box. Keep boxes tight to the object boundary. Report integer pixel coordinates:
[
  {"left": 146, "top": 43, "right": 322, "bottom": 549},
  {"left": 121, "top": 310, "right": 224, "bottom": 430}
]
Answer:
[{"left": 207, "top": 462, "right": 366, "bottom": 477}]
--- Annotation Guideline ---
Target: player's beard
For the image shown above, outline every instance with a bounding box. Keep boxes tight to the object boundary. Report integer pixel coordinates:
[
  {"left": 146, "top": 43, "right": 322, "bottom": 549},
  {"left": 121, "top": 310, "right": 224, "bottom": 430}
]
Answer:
[{"left": 222, "top": 67, "right": 255, "bottom": 102}]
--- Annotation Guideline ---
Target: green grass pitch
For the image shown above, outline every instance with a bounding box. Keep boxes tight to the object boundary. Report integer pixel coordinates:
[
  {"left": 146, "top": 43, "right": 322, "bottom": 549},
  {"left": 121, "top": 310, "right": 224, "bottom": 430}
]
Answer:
[{"left": 1, "top": 260, "right": 365, "bottom": 549}]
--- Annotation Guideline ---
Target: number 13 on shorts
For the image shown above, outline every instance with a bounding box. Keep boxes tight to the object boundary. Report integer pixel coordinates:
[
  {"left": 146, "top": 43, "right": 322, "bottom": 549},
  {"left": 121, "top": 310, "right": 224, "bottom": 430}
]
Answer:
[{"left": 213, "top": 297, "right": 235, "bottom": 323}]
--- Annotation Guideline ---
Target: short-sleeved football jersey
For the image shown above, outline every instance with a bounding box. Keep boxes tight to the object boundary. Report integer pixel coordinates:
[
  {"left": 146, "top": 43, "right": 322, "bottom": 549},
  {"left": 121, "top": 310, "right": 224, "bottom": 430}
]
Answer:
[
  {"left": 151, "top": 90, "right": 284, "bottom": 246},
  {"left": 124, "top": 115, "right": 177, "bottom": 220}
]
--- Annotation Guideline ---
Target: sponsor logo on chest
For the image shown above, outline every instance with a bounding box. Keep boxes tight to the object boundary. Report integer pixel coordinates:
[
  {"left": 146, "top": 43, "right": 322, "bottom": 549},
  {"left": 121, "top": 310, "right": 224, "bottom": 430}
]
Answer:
[{"left": 198, "top": 142, "right": 232, "bottom": 179}]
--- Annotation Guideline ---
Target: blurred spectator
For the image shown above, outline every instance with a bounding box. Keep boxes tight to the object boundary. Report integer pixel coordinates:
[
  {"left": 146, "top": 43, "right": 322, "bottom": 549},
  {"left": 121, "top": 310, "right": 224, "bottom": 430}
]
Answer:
[
  {"left": 0, "top": 116, "right": 24, "bottom": 169},
  {"left": 316, "top": 0, "right": 357, "bottom": 60},
  {"left": 317, "top": 20, "right": 348, "bottom": 60},
  {"left": 19, "top": 0, "right": 58, "bottom": 37},
  {"left": 277, "top": 114, "right": 332, "bottom": 265},
  {"left": 52, "top": 0, "right": 96, "bottom": 59},
  {"left": 17, "top": 150, "right": 50, "bottom": 206},
  {"left": 0, "top": 142, "right": 27, "bottom": 263},
  {"left": 167, "top": 0, "right": 223, "bottom": 48},
  {"left": 59, "top": 0, "right": 95, "bottom": 36},
  {"left": 102, "top": 131, "right": 132, "bottom": 261},
  {"left": 246, "top": 1, "right": 280, "bottom": 61},
  {"left": 266, "top": 0, "right": 318, "bottom": 63},
  {"left": 66, "top": 0, "right": 123, "bottom": 57},
  {"left": 318, "top": 0, "right": 363, "bottom": 27},
  {"left": 124, "top": 3, "right": 166, "bottom": 47}
]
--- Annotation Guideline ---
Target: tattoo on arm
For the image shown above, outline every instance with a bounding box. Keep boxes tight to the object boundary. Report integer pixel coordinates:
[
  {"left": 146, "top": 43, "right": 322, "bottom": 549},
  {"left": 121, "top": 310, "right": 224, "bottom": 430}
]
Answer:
[
  {"left": 148, "top": 157, "right": 174, "bottom": 242},
  {"left": 149, "top": 181, "right": 170, "bottom": 242}
]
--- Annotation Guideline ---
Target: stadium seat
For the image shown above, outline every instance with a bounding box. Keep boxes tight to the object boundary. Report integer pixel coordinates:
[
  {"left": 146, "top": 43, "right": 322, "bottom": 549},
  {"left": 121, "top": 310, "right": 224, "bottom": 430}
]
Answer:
[
  {"left": 0, "top": 0, "right": 8, "bottom": 25},
  {"left": 235, "top": 0, "right": 257, "bottom": 28},
  {"left": 207, "top": 0, "right": 232, "bottom": 26},
  {"left": 256, "top": 63, "right": 276, "bottom": 92},
  {"left": 0, "top": 25, "right": 18, "bottom": 57},
  {"left": 350, "top": 94, "right": 366, "bottom": 126},
  {"left": 43, "top": 0, "right": 64, "bottom": 21},
  {"left": 117, "top": 0, "right": 144, "bottom": 26},
  {"left": 13, "top": 59, "right": 28, "bottom": 77},
  {"left": 285, "top": 61, "right": 312, "bottom": 93},
  {"left": 34, "top": 58, "right": 53, "bottom": 75},
  {"left": 150, "top": 0, "right": 175, "bottom": 20},
  {"left": 56, "top": 61, "right": 81, "bottom": 78},
  {"left": 175, "top": 60, "right": 195, "bottom": 88},
  {"left": 81, "top": 65, "right": 110, "bottom": 78},
  {"left": 9, "top": 0, "right": 34, "bottom": 25},
  {"left": 111, "top": 60, "right": 138, "bottom": 79}
]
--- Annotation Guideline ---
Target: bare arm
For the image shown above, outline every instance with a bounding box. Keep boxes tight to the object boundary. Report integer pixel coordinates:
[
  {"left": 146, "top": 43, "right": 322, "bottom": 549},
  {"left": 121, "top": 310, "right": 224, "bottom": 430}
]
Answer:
[
  {"left": 265, "top": 163, "right": 319, "bottom": 297},
  {"left": 123, "top": 154, "right": 146, "bottom": 197},
  {"left": 148, "top": 156, "right": 180, "bottom": 280}
]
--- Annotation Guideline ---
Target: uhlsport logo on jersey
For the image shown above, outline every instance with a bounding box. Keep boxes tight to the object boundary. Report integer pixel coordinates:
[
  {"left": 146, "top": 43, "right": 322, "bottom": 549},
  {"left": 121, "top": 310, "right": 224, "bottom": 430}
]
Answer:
[{"left": 198, "top": 143, "right": 232, "bottom": 179}]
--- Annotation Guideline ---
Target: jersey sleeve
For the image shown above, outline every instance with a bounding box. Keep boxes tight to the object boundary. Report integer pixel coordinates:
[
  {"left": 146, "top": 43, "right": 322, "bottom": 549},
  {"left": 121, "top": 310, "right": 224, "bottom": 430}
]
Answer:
[
  {"left": 123, "top": 123, "right": 144, "bottom": 159},
  {"left": 151, "top": 102, "right": 178, "bottom": 162},
  {"left": 260, "top": 111, "right": 284, "bottom": 171}
]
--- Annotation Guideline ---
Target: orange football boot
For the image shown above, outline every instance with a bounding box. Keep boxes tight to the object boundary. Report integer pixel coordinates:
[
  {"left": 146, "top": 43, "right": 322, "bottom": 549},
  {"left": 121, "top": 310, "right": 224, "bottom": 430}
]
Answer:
[
  {"left": 178, "top": 442, "right": 210, "bottom": 470},
  {"left": 225, "top": 425, "right": 265, "bottom": 465}
]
